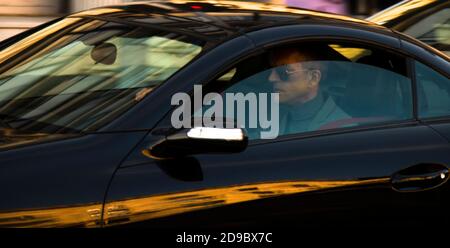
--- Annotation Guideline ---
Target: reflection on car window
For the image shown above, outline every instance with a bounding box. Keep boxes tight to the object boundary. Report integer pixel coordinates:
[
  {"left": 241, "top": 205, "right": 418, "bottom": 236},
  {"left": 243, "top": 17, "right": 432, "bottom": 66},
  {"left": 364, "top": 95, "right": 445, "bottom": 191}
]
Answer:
[
  {"left": 203, "top": 42, "right": 413, "bottom": 140},
  {"left": 0, "top": 18, "right": 204, "bottom": 133},
  {"left": 416, "top": 61, "right": 450, "bottom": 119}
]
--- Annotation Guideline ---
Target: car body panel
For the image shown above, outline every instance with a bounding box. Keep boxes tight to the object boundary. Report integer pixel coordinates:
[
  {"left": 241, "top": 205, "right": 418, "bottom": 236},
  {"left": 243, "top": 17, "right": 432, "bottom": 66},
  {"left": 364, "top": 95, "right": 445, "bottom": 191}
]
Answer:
[
  {"left": 246, "top": 23, "right": 399, "bottom": 50},
  {"left": 105, "top": 124, "right": 450, "bottom": 227},
  {"left": 0, "top": 131, "right": 147, "bottom": 227}
]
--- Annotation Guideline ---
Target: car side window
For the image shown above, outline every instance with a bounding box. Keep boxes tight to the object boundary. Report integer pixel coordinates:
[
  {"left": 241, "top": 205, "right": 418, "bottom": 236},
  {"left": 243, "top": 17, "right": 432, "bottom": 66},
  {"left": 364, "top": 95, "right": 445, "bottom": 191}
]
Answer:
[
  {"left": 415, "top": 61, "right": 450, "bottom": 119},
  {"left": 201, "top": 41, "right": 413, "bottom": 140}
]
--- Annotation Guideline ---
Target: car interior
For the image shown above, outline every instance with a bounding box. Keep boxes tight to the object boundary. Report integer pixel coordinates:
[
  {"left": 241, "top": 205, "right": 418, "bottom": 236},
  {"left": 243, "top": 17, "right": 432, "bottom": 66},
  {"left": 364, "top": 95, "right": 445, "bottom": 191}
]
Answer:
[{"left": 203, "top": 41, "right": 415, "bottom": 137}]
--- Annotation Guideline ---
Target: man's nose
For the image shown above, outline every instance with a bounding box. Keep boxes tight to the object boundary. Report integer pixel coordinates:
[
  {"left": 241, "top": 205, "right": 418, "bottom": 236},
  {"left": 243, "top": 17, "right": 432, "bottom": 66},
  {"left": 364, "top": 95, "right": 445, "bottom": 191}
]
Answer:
[{"left": 268, "top": 69, "right": 280, "bottom": 83}]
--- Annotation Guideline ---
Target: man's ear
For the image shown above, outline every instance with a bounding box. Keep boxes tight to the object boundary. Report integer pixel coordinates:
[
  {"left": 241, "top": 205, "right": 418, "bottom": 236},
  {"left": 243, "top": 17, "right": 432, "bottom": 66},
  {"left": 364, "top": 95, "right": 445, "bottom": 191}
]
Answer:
[{"left": 308, "top": 69, "right": 321, "bottom": 87}]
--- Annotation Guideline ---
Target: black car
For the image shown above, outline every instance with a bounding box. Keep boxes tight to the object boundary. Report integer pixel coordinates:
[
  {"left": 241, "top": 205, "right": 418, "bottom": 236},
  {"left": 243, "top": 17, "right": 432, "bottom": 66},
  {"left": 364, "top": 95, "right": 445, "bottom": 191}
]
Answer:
[
  {"left": 368, "top": 0, "right": 450, "bottom": 55},
  {"left": 1, "top": 0, "right": 450, "bottom": 228}
]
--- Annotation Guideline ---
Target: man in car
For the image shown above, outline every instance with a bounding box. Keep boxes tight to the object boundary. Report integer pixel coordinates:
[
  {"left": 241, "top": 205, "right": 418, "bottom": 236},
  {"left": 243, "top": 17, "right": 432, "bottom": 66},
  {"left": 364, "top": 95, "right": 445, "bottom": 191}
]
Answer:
[{"left": 268, "top": 46, "right": 350, "bottom": 135}]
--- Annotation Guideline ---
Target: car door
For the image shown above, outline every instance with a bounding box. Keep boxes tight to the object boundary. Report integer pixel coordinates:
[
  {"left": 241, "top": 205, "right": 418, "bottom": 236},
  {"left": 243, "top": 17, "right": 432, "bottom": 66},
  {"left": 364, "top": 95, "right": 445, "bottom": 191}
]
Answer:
[{"left": 103, "top": 26, "right": 450, "bottom": 227}]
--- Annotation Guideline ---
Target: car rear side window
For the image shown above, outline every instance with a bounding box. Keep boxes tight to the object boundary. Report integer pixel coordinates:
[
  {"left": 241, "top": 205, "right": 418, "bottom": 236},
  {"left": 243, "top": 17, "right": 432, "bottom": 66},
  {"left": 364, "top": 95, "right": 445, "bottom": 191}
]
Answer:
[{"left": 415, "top": 61, "right": 450, "bottom": 119}]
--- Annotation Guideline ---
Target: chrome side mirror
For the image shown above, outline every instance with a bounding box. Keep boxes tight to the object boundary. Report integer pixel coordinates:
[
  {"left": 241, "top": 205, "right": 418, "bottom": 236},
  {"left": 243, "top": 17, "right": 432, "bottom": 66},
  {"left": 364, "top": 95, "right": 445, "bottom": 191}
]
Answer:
[{"left": 143, "top": 127, "right": 248, "bottom": 159}]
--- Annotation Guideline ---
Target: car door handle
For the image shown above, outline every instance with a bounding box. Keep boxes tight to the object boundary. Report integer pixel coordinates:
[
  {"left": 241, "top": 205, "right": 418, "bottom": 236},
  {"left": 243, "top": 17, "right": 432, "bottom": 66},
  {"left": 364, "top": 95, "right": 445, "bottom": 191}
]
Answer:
[{"left": 391, "top": 163, "right": 449, "bottom": 192}]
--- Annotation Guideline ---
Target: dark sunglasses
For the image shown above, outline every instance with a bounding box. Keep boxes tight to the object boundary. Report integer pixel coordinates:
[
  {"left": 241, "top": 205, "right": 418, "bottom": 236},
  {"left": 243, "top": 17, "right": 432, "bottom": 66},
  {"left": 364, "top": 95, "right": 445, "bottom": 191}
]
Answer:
[{"left": 273, "top": 65, "right": 310, "bottom": 81}]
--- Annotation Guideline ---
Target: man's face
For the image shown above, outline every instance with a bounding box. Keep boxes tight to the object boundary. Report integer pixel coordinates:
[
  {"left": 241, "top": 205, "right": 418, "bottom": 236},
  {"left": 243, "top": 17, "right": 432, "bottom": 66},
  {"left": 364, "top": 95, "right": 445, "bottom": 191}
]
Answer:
[{"left": 269, "top": 51, "right": 319, "bottom": 104}]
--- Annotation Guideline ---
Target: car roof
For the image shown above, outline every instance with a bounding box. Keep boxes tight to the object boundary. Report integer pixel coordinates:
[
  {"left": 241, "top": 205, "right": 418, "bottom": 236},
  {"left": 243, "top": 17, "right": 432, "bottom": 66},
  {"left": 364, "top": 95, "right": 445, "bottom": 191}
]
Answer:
[{"left": 70, "top": 0, "right": 386, "bottom": 43}]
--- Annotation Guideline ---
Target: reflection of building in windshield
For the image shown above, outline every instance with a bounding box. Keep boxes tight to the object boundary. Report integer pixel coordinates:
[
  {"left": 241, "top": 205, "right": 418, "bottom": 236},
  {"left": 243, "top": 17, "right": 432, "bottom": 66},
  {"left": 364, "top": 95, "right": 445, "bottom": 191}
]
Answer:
[{"left": 0, "top": 15, "right": 205, "bottom": 135}]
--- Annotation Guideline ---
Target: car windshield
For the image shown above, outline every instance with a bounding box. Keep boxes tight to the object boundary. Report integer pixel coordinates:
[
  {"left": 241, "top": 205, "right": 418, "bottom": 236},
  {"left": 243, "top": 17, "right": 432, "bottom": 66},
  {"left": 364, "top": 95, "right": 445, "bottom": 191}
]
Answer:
[{"left": 0, "top": 17, "right": 204, "bottom": 134}]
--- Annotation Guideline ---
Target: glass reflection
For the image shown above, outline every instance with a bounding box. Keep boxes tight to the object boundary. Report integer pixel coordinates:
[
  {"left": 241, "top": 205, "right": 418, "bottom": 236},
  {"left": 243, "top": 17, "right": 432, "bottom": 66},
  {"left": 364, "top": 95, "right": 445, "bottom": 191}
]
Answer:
[
  {"left": 0, "top": 17, "right": 204, "bottom": 138},
  {"left": 104, "top": 178, "right": 388, "bottom": 226}
]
